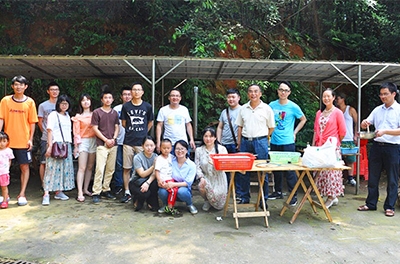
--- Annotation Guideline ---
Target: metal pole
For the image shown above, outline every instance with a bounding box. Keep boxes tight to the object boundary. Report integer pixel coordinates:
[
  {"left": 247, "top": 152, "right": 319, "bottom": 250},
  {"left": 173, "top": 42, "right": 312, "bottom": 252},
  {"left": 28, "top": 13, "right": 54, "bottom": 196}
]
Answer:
[
  {"left": 151, "top": 59, "right": 156, "bottom": 137},
  {"left": 193, "top": 86, "right": 198, "bottom": 139},
  {"left": 356, "top": 65, "right": 362, "bottom": 194}
]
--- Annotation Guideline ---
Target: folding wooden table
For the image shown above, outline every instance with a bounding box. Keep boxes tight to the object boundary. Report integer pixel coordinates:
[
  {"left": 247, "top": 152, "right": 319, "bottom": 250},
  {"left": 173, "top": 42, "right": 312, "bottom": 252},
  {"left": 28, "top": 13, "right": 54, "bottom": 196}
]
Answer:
[{"left": 223, "top": 160, "right": 350, "bottom": 228}]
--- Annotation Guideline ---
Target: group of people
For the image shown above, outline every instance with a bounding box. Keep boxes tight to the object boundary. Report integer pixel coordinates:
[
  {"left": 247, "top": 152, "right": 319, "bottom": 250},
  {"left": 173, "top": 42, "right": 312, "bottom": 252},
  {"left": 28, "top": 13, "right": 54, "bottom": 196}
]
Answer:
[{"left": 0, "top": 75, "right": 398, "bottom": 219}]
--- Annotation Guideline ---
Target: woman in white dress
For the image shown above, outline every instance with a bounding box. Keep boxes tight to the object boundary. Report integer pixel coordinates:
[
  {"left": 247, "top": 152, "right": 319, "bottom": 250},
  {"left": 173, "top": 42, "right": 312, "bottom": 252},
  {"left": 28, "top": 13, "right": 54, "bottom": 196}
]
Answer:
[{"left": 196, "top": 127, "right": 228, "bottom": 211}]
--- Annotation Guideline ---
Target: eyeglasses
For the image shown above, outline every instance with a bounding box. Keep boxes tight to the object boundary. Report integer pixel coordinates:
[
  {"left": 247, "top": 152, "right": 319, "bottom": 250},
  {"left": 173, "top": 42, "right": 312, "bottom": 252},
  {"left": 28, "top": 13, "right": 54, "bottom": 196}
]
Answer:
[
  {"left": 379, "top": 93, "right": 392, "bottom": 97},
  {"left": 175, "top": 147, "right": 187, "bottom": 152},
  {"left": 60, "top": 102, "right": 69, "bottom": 106},
  {"left": 132, "top": 89, "right": 143, "bottom": 92},
  {"left": 49, "top": 88, "right": 59, "bottom": 91},
  {"left": 278, "top": 88, "right": 290, "bottom": 93}
]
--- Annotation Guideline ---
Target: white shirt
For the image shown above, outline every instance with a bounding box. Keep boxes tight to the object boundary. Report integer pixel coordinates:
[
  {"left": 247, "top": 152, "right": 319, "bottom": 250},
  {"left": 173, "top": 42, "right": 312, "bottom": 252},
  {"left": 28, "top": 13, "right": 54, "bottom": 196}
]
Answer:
[
  {"left": 367, "top": 101, "right": 400, "bottom": 144},
  {"left": 236, "top": 101, "right": 275, "bottom": 138}
]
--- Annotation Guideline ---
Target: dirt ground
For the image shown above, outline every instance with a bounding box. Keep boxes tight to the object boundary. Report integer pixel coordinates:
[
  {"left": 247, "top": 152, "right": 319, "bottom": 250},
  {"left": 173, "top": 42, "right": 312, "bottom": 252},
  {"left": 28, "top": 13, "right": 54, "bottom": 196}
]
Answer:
[{"left": 1, "top": 172, "right": 400, "bottom": 264}]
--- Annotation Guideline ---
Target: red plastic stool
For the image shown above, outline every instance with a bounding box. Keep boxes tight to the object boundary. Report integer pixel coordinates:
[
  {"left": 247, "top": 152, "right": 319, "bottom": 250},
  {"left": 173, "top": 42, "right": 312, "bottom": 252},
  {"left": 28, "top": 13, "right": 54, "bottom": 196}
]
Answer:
[{"left": 353, "top": 139, "right": 369, "bottom": 180}]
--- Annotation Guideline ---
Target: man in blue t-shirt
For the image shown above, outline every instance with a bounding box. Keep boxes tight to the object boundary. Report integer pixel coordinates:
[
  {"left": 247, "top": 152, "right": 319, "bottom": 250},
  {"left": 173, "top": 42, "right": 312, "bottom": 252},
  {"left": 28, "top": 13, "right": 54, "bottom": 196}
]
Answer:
[{"left": 268, "top": 81, "right": 306, "bottom": 206}]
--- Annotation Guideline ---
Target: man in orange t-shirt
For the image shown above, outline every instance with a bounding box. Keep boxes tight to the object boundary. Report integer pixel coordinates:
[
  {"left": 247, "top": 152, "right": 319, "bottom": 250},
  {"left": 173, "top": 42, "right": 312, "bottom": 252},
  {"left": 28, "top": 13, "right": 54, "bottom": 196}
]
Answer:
[{"left": 0, "top": 75, "right": 38, "bottom": 206}]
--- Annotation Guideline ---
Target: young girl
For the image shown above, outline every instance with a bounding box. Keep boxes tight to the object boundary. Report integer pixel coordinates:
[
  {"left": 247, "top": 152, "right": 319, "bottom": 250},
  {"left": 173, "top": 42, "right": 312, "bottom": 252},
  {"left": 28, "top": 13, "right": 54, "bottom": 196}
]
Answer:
[
  {"left": 155, "top": 139, "right": 179, "bottom": 215},
  {"left": 0, "top": 132, "right": 15, "bottom": 209},
  {"left": 71, "top": 94, "right": 96, "bottom": 202}
]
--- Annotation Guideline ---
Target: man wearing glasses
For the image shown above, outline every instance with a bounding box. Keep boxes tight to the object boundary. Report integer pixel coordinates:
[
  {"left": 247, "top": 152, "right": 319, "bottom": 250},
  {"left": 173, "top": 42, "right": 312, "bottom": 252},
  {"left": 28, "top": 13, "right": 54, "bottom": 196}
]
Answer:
[
  {"left": 38, "top": 82, "right": 60, "bottom": 190},
  {"left": 268, "top": 81, "right": 306, "bottom": 206},
  {"left": 156, "top": 88, "right": 196, "bottom": 154},
  {"left": 120, "top": 82, "right": 154, "bottom": 203}
]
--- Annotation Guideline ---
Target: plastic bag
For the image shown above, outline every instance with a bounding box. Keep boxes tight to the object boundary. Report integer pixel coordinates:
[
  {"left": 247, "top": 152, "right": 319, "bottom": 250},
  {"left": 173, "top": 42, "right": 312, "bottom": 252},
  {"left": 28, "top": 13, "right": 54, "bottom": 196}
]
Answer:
[{"left": 302, "top": 137, "right": 338, "bottom": 168}]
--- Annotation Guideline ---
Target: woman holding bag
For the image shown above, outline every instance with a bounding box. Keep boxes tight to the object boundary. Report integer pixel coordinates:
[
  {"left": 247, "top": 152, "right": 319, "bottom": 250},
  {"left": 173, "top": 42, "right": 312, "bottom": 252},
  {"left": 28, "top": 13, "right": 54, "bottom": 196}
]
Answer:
[
  {"left": 312, "top": 89, "right": 346, "bottom": 209},
  {"left": 42, "top": 95, "right": 75, "bottom": 206}
]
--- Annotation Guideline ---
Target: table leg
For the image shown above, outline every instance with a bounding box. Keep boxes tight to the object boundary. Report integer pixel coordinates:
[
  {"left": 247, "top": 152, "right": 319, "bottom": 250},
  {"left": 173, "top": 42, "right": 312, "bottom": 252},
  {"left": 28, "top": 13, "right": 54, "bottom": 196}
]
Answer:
[
  {"left": 306, "top": 171, "right": 332, "bottom": 222},
  {"left": 280, "top": 170, "right": 306, "bottom": 216},
  {"left": 223, "top": 172, "right": 235, "bottom": 217},
  {"left": 257, "top": 171, "right": 269, "bottom": 227}
]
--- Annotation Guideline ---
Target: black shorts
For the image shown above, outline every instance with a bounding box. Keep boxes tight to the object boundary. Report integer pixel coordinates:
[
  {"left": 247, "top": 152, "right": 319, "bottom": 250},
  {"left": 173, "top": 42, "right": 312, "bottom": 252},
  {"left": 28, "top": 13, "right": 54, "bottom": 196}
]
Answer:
[{"left": 12, "top": 148, "right": 32, "bottom": 164}]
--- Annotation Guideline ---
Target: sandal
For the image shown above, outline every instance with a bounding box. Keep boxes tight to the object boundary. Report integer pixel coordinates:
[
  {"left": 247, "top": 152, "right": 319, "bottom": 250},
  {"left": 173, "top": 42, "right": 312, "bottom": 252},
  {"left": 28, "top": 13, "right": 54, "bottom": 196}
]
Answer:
[
  {"left": 76, "top": 196, "right": 85, "bottom": 203},
  {"left": 83, "top": 191, "right": 92, "bottom": 197},
  {"left": 357, "top": 205, "right": 371, "bottom": 211},
  {"left": 385, "top": 209, "right": 395, "bottom": 217},
  {"left": 358, "top": 205, "right": 377, "bottom": 211}
]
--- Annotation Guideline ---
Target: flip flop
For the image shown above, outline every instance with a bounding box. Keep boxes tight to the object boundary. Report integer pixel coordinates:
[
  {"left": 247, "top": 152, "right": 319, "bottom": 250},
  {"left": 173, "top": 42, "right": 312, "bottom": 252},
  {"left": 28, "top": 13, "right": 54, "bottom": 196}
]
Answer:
[
  {"left": 385, "top": 209, "right": 395, "bottom": 217},
  {"left": 83, "top": 191, "right": 92, "bottom": 197},
  {"left": 76, "top": 196, "right": 85, "bottom": 203},
  {"left": 357, "top": 205, "right": 371, "bottom": 211}
]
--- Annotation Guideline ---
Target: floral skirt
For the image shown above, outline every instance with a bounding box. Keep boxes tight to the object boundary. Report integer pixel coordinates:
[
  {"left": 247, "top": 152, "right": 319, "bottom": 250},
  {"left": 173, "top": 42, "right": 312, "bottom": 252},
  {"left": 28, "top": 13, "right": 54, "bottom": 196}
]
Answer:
[
  {"left": 43, "top": 144, "right": 75, "bottom": 192},
  {"left": 315, "top": 169, "right": 344, "bottom": 197}
]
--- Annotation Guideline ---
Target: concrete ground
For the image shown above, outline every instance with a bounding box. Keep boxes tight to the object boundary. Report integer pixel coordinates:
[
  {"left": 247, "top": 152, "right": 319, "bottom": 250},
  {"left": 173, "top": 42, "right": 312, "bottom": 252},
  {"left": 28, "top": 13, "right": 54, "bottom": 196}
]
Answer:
[{"left": 1, "top": 172, "right": 400, "bottom": 264}]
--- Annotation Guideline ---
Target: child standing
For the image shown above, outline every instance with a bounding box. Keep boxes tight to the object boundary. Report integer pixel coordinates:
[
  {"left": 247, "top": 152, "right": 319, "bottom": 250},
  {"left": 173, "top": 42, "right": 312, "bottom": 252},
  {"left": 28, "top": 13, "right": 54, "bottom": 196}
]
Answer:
[
  {"left": 155, "top": 139, "right": 179, "bottom": 215},
  {"left": 0, "top": 132, "right": 15, "bottom": 209}
]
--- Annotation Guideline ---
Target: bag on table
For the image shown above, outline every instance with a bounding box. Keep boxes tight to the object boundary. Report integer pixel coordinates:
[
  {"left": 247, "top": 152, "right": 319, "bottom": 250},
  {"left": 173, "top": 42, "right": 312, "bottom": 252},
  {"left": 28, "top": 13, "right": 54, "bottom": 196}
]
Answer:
[
  {"left": 302, "top": 137, "right": 338, "bottom": 168},
  {"left": 51, "top": 142, "right": 68, "bottom": 159}
]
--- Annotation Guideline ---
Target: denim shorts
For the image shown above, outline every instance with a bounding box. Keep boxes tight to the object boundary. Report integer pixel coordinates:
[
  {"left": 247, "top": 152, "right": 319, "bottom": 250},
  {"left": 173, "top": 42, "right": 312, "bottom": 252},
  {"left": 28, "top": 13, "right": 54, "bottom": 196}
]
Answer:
[{"left": 78, "top": 137, "right": 97, "bottom": 154}]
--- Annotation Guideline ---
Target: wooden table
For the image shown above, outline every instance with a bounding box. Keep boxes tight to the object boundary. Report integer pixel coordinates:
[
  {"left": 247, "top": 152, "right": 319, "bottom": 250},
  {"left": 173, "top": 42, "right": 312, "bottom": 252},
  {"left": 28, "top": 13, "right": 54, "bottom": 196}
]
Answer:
[{"left": 223, "top": 160, "right": 350, "bottom": 228}]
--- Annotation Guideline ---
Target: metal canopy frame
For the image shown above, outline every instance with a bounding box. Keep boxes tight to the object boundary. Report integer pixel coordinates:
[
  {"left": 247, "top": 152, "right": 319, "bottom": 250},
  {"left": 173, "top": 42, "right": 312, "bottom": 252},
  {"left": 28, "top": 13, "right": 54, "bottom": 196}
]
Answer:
[{"left": 2, "top": 55, "right": 399, "bottom": 194}]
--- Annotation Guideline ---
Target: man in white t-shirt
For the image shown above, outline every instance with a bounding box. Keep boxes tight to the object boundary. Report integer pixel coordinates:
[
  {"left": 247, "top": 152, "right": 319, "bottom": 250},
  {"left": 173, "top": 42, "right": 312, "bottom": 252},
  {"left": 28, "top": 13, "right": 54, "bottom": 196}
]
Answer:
[{"left": 156, "top": 88, "right": 196, "bottom": 153}]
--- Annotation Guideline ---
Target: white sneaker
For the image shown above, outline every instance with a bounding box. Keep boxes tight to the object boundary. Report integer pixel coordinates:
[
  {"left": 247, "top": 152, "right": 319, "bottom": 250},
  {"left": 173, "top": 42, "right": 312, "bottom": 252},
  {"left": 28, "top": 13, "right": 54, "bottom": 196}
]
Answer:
[
  {"left": 42, "top": 194, "right": 50, "bottom": 206},
  {"left": 17, "top": 196, "right": 28, "bottom": 206},
  {"left": 348, "top": 178, "right": 357, "bottom": 186},
  {"left": 54, "top": 191, "right": 69, "bottom": 201},
  {"left": 202, "top": 201, "right": 211, "bottom": 211},
  {"left": 0, "top": 196, "right": 9, "bottom": 203}
]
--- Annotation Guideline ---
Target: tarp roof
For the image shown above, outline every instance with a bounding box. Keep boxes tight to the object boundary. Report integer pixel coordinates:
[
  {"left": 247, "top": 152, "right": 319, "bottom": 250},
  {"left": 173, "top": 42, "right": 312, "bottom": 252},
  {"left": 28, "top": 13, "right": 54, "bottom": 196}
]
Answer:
[{"left": 1, "top": 55, "right": 399, "bottom": 86}]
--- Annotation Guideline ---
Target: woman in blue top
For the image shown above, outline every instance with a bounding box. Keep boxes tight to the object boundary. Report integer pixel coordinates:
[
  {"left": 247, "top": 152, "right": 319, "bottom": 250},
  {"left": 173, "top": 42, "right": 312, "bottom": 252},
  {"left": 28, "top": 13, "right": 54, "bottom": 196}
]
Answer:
[{"left": 158, "top": 140, "right": 198, "bottom": 215}]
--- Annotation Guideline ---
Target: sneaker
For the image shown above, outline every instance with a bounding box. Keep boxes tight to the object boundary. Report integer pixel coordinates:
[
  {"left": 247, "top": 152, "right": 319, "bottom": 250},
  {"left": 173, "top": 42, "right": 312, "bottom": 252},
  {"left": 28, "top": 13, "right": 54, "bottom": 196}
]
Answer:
[
  {"left": 1, "top": 201, "right": 8, "bottom": 209},
  {"left": 187, "top": 204, "right": 198, "bottom": 214},
  {"left": 165, "top": 207, "right": 182, "bottom": 216},
  {"left": 158, "top": 206, "right": 167, "bottom": 214},
  {"left": 54, "top": 191, "right": 69, "bottom": 201},
  {"left": 42, "top": 194, "right": 50, "bottom": 206},
  {"left": 258, "top": 200, "right": 269, "bottom": 210},
  {"left": 289, "top": 197, "right": 298, "bottom": 207},
  {"left": 268, "top": 192, "right": 283, "bottom": 200},
  {"left": 120, "top": 193, "right": 132, "bottom": 203},
  {"left": 92, "top": 195, "right": 101, "bottom": 204},
  {"left": 114, "top": 187, "right": 123, "bottom": 195},
  {"left": 100, "top": 191, "right": 116, "bottom": 200},
  {"left": 202, "top": 201, "right": 211, "bottom": 211},
  {"left": 348, "top": 178, "right": 356, "bottom": 186},
  {"left": 17, "top": 196, "right": 28, "bottom": 206},
  {"left": 0, "top": 196, "right": 10, "bottom": 203}
]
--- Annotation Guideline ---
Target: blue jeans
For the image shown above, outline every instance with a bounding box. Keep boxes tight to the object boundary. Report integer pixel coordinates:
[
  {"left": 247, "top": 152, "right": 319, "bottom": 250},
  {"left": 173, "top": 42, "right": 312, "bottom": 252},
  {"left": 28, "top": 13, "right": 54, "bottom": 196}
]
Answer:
[
  {"left": 112, "top": 144, "right": 123, "bottom": 189},
  {"left": 238, "top": 137, "right": 269, "bottom": 202},
  {"left": 223, "top": 143, "right": 241, "bottom": 194},
  {"left": 158, "top": 186, "right": 193, "bottom": 207},
  {"left": 366, "top": 142, "right": 400, "bottom": 210},
  {"left": 270, "top": 143, "right": 297, "bottom": 196}
]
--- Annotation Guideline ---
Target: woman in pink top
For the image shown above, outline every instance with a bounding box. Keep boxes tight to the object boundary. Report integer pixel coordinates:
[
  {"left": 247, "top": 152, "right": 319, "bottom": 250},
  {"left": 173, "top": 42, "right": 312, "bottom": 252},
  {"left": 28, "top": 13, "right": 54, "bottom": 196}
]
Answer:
[
  {"left": 71, "top": 94, "right": 96, "bottom": 202},
  {"left": 312, "top": 89, "right": 346, "bottom": 209}
]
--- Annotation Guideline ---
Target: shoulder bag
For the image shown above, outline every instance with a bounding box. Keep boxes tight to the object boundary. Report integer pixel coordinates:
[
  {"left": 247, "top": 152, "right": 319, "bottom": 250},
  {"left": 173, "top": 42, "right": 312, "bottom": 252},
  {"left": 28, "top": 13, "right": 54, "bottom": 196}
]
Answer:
[
  {"left": 51, "top": 113, "right": 68, "bottom": 159},
  {"left": 226, "top": 108, "right": 237, "bottom": 147}
]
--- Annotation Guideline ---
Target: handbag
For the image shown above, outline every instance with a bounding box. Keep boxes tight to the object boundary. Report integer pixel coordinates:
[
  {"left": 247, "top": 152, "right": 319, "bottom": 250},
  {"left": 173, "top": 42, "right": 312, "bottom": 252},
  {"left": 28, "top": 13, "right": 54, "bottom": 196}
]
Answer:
[
  {"left": 51, "top": 113, "right": 68, "bottom": 159},
  {"left": 302, "top": 137, "right": 339, "bottom": 168}
]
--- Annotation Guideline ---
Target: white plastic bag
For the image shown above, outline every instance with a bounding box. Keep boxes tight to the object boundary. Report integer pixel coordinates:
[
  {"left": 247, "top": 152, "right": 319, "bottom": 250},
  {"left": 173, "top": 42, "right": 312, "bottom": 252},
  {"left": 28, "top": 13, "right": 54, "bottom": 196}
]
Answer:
[{"left": 302, "top": 137, "right": 338, "bottom": 168}]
